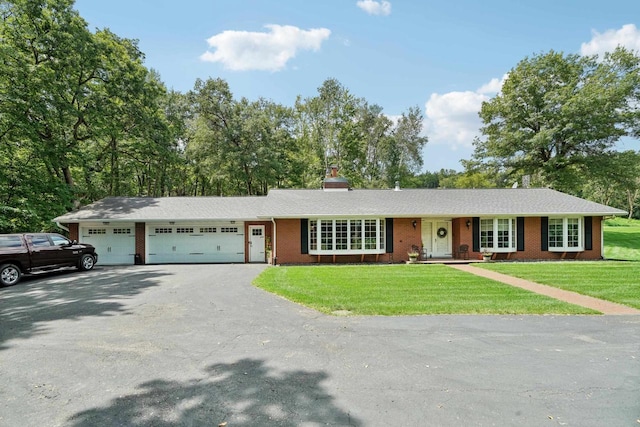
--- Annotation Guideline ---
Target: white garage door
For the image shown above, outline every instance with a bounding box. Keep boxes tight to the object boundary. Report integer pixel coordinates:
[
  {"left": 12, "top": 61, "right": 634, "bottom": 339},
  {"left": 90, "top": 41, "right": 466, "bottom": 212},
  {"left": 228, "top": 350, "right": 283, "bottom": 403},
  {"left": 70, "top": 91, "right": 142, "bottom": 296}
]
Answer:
[
  {"left": 80, "top": 225, "right": 136, "bottom": 265},
  {"left": 147, "top": 223, "right": 244, "bottom": 264}
]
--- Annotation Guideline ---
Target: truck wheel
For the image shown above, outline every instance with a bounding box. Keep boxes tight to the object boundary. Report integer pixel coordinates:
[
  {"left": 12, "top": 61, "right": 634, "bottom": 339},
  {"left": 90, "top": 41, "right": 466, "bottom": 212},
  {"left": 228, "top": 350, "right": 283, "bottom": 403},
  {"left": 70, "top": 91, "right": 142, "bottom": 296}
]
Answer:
[
  {"left": 78, "top": 254, "right": 95, "bottom": 271},
  {"left": 0, "top": 264, "right": 21, "bottom": 286}
]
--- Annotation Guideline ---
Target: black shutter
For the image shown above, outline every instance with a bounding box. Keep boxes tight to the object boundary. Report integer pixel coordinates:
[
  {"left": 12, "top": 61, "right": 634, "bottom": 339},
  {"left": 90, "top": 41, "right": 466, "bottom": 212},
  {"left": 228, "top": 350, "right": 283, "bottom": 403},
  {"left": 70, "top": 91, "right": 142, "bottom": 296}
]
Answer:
[
  {"left": 301, "top": 219, "right": 309, "bottom": 254},
  {"left": 517, "top": 217, "right": 525, "bottom": 251},
  {"left": 472, "top": 217, "right": 480, "bottom": 252},
  {"left": 584, "top": 216, "right": 593, "bottom": 250},
  {"left": 385, "top": 218, "right": 394, "bottom": 253},
  {"left": 541, "top": 217, "right": 549, "bottom": 251}
]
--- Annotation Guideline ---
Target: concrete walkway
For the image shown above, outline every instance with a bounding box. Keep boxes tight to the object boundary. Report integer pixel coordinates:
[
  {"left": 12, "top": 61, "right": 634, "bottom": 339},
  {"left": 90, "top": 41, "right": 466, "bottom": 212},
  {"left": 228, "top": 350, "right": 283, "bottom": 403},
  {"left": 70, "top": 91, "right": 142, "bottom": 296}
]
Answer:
[{"left": 449, "top": 264, "right": 640, "bottom": 315}]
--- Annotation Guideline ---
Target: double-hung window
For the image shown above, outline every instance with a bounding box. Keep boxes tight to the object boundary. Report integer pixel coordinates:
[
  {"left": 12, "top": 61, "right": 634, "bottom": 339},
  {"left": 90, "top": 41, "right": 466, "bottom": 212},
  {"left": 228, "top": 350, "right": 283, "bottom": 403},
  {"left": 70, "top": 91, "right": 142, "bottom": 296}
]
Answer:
[
  {"left": 480, "top": 218, "right": 516, "bottom": 252},
  {"left": 308, "top": 219, "right": 385, "bottom": 254},
  {"left": 548, "top": 217, "right": 583, "bottom": 251}
]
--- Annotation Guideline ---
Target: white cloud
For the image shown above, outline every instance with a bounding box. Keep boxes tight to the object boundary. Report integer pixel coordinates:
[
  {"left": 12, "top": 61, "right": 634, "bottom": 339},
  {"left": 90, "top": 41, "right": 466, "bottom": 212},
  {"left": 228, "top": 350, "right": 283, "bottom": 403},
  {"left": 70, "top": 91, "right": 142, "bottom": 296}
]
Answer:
[
  {"left": 425, "top": 90, "right": 488, "bottom": 150},
  {"left": 580, "top": 24, "right": 640, "bottom": 56},
  {"left": 477, "top": 74, "right": 507, "bottom": 95},
  {"left": 200, "top": 24, "right": 331, "bottom": 71},
  {"left": 356, "top": 0, "right": 392, "bottom": 16},
  {"left": 423, "top": 77, "right": 506, "bottom": 152}
]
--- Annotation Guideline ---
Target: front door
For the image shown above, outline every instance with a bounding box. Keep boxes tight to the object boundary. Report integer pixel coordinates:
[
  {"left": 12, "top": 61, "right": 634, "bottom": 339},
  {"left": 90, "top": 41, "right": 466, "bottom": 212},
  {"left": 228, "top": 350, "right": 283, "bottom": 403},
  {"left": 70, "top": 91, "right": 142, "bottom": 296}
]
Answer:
[
  {"left": 248, "top": 225, "right": 265, "bottom": 263},
  {"left": 421, "top": 220, "right": 452, "bottom": 258}
]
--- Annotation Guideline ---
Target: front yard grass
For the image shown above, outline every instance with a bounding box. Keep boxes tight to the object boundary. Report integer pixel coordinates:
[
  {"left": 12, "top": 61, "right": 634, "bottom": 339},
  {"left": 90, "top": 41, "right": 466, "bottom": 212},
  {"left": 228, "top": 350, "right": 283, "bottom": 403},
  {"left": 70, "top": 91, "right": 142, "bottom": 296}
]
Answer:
[
  {"left": 478, "top": 262, "right": 640, "bottom": 309},
  {"left": 253, "top": 265, "right": 594, "bottom": 315},
  {"left": 604, "top": 218, "right": 640, "bottom": 261}
]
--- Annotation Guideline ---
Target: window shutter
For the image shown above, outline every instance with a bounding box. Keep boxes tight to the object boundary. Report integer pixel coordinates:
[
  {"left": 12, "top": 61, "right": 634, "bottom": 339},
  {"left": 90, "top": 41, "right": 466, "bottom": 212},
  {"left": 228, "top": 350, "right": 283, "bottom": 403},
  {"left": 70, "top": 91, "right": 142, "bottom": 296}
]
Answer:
[
  {"left": 301, "top": 219, "right": 309, "bottom": 254},
  {"left": 517, "top": 217, "right": 525, "bottom": 251},
  {"left": 541, "top": 217, "right": 548, "bottom": 251},
  {"left": 385, "top": 218, "right": 394, "bottom": 253},
  {"left": 584, "top": 216, "right": 593, "bottom": 250},
  {"left": 472, "top": 217, "right": 480, "bottom": 252}
]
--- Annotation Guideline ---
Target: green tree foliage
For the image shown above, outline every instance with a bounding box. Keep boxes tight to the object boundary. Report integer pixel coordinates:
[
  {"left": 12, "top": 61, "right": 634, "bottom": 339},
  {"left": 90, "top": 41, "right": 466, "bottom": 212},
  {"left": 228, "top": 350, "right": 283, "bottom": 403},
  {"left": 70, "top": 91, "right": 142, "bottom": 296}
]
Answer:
[
  {"left": 0, "top": 0, "right": 186, "bottom": 231},
  {"left": 473, "top": 48, "right": 640, "bottom": 193},
  {"left": 187, "top": 78, "right": 296, "bottom": 195},
  {"left": 294, "top": 78, "right": 427, "bottom": 188},
  {"left": 582, "top": 150, "right": 640, "bottom": 219}
]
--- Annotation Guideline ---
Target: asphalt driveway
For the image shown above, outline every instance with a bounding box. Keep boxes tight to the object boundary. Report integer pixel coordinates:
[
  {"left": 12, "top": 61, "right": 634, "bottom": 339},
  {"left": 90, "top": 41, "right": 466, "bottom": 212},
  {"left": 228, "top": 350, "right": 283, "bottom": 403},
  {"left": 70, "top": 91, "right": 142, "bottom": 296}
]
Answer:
[{"left": 1, "top": 264, "right": 638, "bottom": 426}]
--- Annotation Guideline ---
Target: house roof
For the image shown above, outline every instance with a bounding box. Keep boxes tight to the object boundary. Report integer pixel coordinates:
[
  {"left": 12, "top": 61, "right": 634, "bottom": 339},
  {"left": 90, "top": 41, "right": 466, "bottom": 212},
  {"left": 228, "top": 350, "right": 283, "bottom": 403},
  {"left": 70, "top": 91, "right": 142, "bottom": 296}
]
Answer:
[
  {"left": 53, "top": 196, "right": 261, "bottom": 223},
  {"left": 54, "top": 188, "right": 627, "bottom": 223},
  {"left": 258, "top": 188, "right": 627, "bottom": 218}
]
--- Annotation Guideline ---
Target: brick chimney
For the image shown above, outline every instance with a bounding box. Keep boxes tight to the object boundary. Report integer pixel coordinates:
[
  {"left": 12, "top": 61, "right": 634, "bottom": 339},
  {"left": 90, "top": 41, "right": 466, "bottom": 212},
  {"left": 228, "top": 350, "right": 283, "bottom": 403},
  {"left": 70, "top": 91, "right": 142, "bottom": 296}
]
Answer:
[{"left": 323, "top": 166, "right": 350, "bottom": 191}]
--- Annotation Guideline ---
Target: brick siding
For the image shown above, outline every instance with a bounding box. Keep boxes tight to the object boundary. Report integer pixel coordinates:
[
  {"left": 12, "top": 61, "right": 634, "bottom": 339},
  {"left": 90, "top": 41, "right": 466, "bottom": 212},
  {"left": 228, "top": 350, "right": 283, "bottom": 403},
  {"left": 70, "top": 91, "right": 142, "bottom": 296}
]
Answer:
[
  {"left": 135, "top": 222, "right": 145, "bottom": 264},
  {"left": 274, "top": 216, "right": 604, "bottom": 264}
]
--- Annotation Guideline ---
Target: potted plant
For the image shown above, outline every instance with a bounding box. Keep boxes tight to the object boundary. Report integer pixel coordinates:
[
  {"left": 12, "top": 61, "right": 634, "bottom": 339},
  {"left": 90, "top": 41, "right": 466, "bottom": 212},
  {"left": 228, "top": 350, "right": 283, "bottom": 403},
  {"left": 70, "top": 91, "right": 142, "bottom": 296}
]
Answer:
[
  {"left": 481, "top": 250, "right": 493, "bottom": 262},
  {"left": 408, "top": 251, "right": 419, "bottom": 263}
]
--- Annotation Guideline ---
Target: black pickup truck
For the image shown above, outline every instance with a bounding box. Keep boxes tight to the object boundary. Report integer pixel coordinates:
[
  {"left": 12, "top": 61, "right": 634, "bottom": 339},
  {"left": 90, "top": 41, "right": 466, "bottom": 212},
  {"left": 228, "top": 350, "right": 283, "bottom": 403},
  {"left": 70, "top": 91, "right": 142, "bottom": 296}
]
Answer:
[{"left": 0, "top": 233, "right": 98, "bottom": 286}]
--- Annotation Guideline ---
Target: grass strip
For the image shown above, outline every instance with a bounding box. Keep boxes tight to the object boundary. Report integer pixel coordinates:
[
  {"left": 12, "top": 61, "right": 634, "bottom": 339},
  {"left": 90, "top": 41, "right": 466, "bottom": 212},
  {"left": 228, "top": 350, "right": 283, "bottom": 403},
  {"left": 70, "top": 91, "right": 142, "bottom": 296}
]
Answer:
[
  {"left": 254, "top": 264, "right": 594, "bottom": 315},
  {"left": 479, "top": 261, "right": 640, "bottom": 309}
]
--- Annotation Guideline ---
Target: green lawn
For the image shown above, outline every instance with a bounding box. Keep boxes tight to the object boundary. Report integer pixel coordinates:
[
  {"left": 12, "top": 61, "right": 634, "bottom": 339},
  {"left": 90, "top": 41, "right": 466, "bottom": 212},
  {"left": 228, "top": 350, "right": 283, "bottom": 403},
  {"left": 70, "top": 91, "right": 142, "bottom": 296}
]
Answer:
[
  {"left": 253, "top": 265, "right": 594, "bottom": 315},
  {"left": 478, "top": 262, "right": 640, "bottom": 309},
  {"left": 604, "top": 218, "right": 640, "bottom": 261}
]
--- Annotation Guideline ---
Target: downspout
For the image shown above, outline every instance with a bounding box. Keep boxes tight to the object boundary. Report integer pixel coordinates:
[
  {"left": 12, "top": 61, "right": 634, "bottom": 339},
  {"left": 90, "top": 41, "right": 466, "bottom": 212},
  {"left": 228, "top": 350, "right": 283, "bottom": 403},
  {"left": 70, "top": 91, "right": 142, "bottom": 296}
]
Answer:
[
  {"left": 600, "top": 216, "right": 604, "bottom": 260},
  {"left": 56, "top": 221, "right": 69, "bottom": 232},
  {"left": 271, "top": 218, "right": 277, "bottom": 265}
]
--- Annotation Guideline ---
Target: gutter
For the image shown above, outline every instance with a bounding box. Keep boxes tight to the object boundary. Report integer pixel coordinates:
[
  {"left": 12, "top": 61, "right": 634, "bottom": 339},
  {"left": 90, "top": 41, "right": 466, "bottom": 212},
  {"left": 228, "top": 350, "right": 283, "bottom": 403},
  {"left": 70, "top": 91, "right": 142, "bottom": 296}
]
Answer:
[{"left": 55, "top": 221, "right": 69, "bottom": 232}]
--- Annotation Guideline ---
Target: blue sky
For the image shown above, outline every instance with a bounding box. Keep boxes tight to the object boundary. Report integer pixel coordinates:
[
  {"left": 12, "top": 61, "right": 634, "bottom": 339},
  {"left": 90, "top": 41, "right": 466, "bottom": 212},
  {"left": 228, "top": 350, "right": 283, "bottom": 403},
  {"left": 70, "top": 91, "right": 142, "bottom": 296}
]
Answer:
[{"left": 73, "top": 0, "right": 640, "bottom": 172}]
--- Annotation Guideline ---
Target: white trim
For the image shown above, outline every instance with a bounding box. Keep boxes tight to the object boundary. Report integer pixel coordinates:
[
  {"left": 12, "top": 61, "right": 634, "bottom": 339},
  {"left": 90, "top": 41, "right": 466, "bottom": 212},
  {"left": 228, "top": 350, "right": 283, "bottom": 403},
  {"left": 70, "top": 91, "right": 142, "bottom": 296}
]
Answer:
[
  {"left": 308, "top": 218, "right": 386, "bottom": 255},
  {"left": 479, "top": 217, "right": 517, "bottom": 253},
  {"left": 548, "top": 217, "right": 584, "bottom": 252}
]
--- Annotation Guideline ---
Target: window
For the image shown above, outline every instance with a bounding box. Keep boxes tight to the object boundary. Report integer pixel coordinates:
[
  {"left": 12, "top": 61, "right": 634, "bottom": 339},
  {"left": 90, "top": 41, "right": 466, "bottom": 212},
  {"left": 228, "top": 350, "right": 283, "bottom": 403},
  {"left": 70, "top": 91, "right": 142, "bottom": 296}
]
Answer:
[
  {"left": 480, "top": 218, "right": 516, "bottom": 252},
  {"left": 113, "top": 228, "right": 131, "bottom": 235},
  {"left": 548, "top": 217, "right": 583, "bottom": 251},
  {"left": 200, "top": 227, "right": 216, "bottom": 233},
  {"left": 0, "top": 236, "right": 23, "bottom": 249},
  {"left": 308, "top": 219, "right": 385, "bottom": 254},
  {"left": 155, "top": 228, "right": 172, "bottom": 234},
  {"left": 310, "top": 221, "right": 318, "bottom": 251},
  {"left": 480, "top": 219, "right": 494, "bottom": 249},
  {"left": 176, "top": 227, "right": 194, "bottom": 234},
  {"left": 350, "top": 220, "right": 362, "bottom": 250},
  {"left": 335, "top": 220, "right": 348, "bottom": 250},
  {"left": 364, "top": 220, "right": 377, "bottom": 250},
  {"left": 29, "top": 235, "right": 51, "bottom": 247},
  {"left": 50, "top": 235, "right": 70, "bottom": 246},
  {"left": 220, "top": 227, "right": 238, "bottom": 233},
  {"left": 88, "top": 228, "right": 106, "bottom": 235},
  {"left": 320, "top": 220, "right": 332, "bottom": 250}
]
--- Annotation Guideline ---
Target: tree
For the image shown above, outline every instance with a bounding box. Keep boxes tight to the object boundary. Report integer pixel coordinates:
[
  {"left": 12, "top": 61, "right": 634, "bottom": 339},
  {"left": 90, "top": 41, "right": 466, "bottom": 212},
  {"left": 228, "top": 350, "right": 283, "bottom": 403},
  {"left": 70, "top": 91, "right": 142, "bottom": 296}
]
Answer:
[
  {"left": 582, "top": 150, "right": 640, "bottom": 218},
  {"left": 473, "top": 48, "right": 640, "bottom": 193},
  {"left": 0, "top": 0, "right": 187, "bottom": 231},
  {"left": 187, "top": 78, "right": 295, "bottom": 195}
]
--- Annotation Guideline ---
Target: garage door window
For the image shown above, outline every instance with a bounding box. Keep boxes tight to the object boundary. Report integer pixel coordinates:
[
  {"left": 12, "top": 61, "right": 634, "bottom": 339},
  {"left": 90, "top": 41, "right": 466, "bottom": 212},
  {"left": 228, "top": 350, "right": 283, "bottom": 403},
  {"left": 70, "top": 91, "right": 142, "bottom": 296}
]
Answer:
[
  {"left": 176, "top": 227, "right": 194, "bottom": 234},
  {"left": 200, "top": 227, "right": 216, "bottom": 233},
  {"left": 155, "top": 228, "right": 172, "bottom": 234},
  {"left": 220, "top": 227, "right": 238, "bottom": 233},
  {"left": 88, "top": 228, "right": 106, "bottom": 235},
  {"left": 113, "top": 228, "right": 131, "bottom": 234}
]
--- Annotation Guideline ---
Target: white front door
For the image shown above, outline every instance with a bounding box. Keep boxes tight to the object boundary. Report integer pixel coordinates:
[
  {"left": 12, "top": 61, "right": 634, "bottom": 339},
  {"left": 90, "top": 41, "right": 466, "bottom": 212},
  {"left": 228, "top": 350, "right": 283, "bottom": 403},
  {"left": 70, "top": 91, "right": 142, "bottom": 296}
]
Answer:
[
  {"left": 421, "top": 220, "right": 452, "bottom": 258},
  {"left": 248, "top": 225, "right": 265, "bottom": 263}
]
